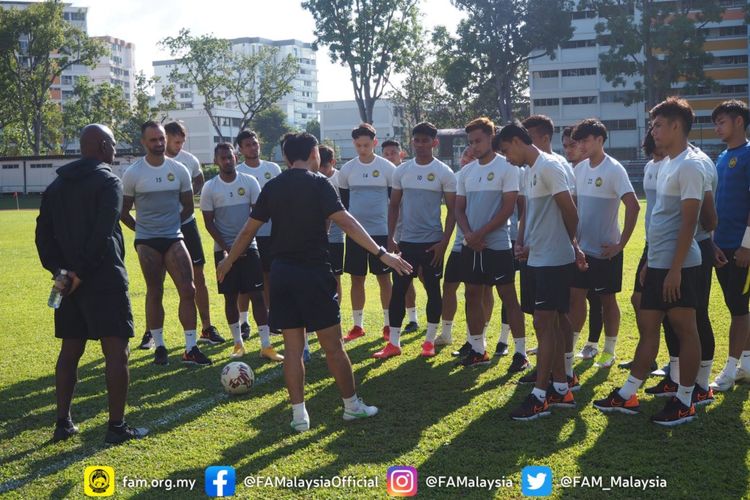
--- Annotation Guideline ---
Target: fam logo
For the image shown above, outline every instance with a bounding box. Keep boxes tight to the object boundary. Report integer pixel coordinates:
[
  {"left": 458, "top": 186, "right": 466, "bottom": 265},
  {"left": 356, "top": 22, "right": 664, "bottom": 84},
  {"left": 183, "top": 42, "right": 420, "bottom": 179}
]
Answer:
[
  {"left": 372, "top": 170, "right": 381, "bottom": 178},
  {"left": 238, "top": 187, "right": 246, "bottom": 196},
  {"left": 595, "top": 177, "right": 603, "bottom": 187},
  {"left": 427, "top": 173, "right": 436, "bottom": 182},
  {"left": 167, "top": 172, "right": 176, "bottom": 182},
  {"left": 729, "top": 157, "right": 738, "bottom": 169},
  {"left": 264, "top": 171, "right": 272, "bottom": 179},
  {"left": 487, "top": 172, "right": 495, "bottom": 181},
  {"left": 84, "top": 466, "right": 115, "bottom": 497}
]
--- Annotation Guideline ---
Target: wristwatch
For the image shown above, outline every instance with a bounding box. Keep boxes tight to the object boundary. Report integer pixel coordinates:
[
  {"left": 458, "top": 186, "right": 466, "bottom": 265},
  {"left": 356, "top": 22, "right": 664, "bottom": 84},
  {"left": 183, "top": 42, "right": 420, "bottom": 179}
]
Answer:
[{"left": 376, "top": 246, "right": 386, "bottom": 258}]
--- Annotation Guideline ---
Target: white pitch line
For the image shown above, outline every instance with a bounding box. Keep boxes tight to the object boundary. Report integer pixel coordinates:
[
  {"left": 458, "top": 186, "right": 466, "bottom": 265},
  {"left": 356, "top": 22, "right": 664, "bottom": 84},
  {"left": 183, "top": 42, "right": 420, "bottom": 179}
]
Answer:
[{"left": 0, "top": 365, "right": 283, "bottom": 494}]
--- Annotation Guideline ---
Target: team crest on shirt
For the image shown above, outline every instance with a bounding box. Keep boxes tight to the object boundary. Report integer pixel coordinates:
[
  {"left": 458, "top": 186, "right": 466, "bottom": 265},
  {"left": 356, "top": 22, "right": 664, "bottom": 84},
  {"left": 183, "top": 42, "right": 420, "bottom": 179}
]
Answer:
[
  {"left": 427, "top": 173, "right": 436, "bottom": 181},
  {"left": 238, "top": 187, "right": 246, "bottom": 196},
  {"left": 372, "top": 170, "right": 380, "bottom": 178},
  {"left": 167, "top": 172, "right": 175, "bottom": 182},
  {"left": 595, "top": 177, "right": 603, "bottom": 187},
  {"left": 487, "top": 172, "right": 495, "bottom": 181},
  {"left": 730, "top": 157, "right": 737, "bottom": 168},
  {"left": 264, "top": 171, "right": 272, "bottom": 179}
]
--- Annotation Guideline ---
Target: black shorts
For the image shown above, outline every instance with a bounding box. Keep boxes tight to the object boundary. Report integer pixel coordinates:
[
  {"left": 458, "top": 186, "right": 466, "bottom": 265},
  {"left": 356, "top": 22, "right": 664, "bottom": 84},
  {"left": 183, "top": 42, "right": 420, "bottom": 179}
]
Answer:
[
  {"left": 268, "top": 259, "right": 340, "bottom": 332},
  {"left": 214, "top": 249, "right": 264, "bottom": 295},
  {"left": 640, "top": 266, "right": 700, "bottom": 311},
  {"left": 519, "top": 260, "right": 533, "bottom": 314},
  {"left": 716, "top": 248, "right": 750, "bottom": 316},
  {"left": 633, "top": 245, "right": 648, "bottom": 294},
  {"left": 572, "top": 252, "right": 623, "bottom": 294},
  {"left": 55, "top": 291, "right": 134, "bottom": 340},
  {"left": 256, "top": 236, "right": 273, "bottom": 273},
  {"left": 134, "top": 237, "right": 182, "bottom": 256},
  {"left": 524, "top": 264, "right": 574, "bottom": 314},
  {"left": 344, "top": 235, "right": 390, "bottom": 276},
  {"left": 459, "top": 246, "right": 515, "bottom": 286},
  {"left": 181, "top": 218, "right": 206, "bottom": 266},
  {"left": 327, "top": 242, "right": 345, "bottom": 276},
  {"left": 444, "top": 250, "right": 462, "bottom": 284},
  {"left": 397, "top": 241, "right": 443, "bottom": 279}
]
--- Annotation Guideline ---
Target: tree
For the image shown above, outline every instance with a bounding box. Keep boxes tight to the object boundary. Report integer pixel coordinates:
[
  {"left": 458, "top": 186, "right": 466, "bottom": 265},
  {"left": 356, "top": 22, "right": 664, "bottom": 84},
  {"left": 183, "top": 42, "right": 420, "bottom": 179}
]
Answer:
[
  {"left": 305, "top": 118, "right": 321, "bottom": 140},
  {"left": 62, "top": 79, "right": 130, "bottom": 150},
  {"left": 123, "top": 72, "right": 177, "bottom": 154},
  {"left": 438, "top": 0, "right": 574, "bottom": 122},
  {"left": 251, "top": 106, "right": 291, "bottom": 159},
  {"left": 226, "top": 45, "right": 298, "bottom": 130},
  {"left": 160, "top": 29, "right": 232, "bottom": 141},
  {"left": 302, "top": 0, "right": 421, "bottom": 124},
  {"left": 583, "top": 0, "right": 724, "bottom": 109},
  {"left": 0, "top": 1, "right": 105, "bottom": 154}
]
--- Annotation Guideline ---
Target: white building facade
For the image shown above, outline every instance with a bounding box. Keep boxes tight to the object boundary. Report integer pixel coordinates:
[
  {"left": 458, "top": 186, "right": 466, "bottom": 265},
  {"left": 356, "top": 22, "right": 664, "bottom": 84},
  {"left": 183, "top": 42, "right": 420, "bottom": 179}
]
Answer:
[{"left": 90, "top": 36, "right": 137, "bottom": 105}]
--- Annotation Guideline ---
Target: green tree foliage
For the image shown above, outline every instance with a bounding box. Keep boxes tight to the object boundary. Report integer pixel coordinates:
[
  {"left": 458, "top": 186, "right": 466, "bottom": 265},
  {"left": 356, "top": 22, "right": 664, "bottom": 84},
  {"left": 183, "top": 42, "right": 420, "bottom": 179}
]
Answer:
[
  {"left": 251, "top": 106, "right": 291, "bottom": 160},
  {"left": 62, "top": 79, "right": 130, "bottom": 150},
  {"left": 583, "top": 0, "right": 724, "bottom": 109},
  {"left": 302, "top": 0, "right": 421, "bottom": 123},
  {"left": 305, "top": 118, "right": 321, "bottom": 140},
  {"left": 0, "top": 0, "right": 105, "bottom": 154},
  {"left": 123, "top": 72, "right": 177, "bottom": 154}
]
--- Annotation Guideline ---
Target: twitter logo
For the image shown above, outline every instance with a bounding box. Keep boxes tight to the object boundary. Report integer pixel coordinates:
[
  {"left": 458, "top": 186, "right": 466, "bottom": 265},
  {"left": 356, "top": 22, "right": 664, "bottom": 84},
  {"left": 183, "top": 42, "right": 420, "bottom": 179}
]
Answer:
[{"left": 521, "top": 466, "right": 552, "bottom": 496}]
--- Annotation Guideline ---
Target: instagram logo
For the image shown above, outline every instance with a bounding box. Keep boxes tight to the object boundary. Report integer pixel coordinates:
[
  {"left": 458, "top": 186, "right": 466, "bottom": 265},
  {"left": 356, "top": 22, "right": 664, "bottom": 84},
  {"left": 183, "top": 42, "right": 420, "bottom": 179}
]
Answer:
[{"left": 387, "top": 466, "right": 418, "bottom": 497}]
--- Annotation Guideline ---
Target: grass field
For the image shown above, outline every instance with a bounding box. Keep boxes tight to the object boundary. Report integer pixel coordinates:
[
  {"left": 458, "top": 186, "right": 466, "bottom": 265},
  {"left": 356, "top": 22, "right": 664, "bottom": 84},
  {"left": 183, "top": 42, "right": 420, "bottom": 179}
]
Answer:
[{"left": 0, "top": 204, "right": 748, "bottom": 499}]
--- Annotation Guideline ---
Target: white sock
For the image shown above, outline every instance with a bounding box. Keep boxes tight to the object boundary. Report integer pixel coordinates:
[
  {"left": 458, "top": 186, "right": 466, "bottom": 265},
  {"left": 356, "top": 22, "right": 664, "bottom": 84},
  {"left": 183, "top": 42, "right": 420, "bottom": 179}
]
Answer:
[
  {"left": 407, "top": 307, "right": 418, "bottom": 323},
  {"left": 258, "top": 325, "right": 271, "bottom": 349},
  {"left": 425, "top": 323, "right": 438, "bottom": 343},
  {"left": 239, "top": 311, "right": 249, "bottom": 325},
  {"left": 304, "top": 332, "right": 310, "bottom": 351},
  {"left": 723, "top": 356, "right": 739, "bottom": 377},
  {"left": 514, "top": 336, "right": 526, "bottom": 356},
  {"left": 383, "top": 309, "right": 389, "bottom": 327},
  {"left": 469, "top": 333, "right": 486, "bottom": 354},
  {"left": 741, "top": 351, "right": 750, "bottom": 372},
  {"left": 677, "top": 384, "right": 693, "bottom": 407},
  {"left": 585, "top": 341, "right": 597, "bottom": 348},
  {"left": 531, "top": 387, "right": 546, "bottom": 402},
  {"left": 572, "top": 331, "right": 580, "bottom": 350},
  {"left": 697, "top": 360, "right": 712, "bottom": 390},
  {"left": 441, "top": 320, "right": 453, "bottom": 338},
  {"left": 151, "top": 328, "right": 165, "bottom": 347},
  {"left": 553, "top": 381, "right": 568, "bottom": 394},
  {"left": 229, "top": 322, "right": 242, "bottom": 343},
  {"left": 500, "top": 323, "right": 510, "bottom": 345},
  {"left": 353, "top": 310, "right": 364, "bottom": 328},
  {"left": 565, "top": 352, "right": 574, "bottom": 378},
  {"left": 669, "top": 356, "right": 680, "bottom": 384},
  {"left": 389, "top": 328, "right": 401, "bottom": 348},
  {"left": 184, "top": 330, "right": 197, "bottom": 351},
  {"left": 618, "top": 375, "right": 643, "bottom": 399},
  {"left": 604, "top": 336, "right": 617, "bottom": 355},
  {"left": 482, "top": 322, "right": 489, "bottom": 337},
  {"left": 343, "top": 394, "right": 360, "bottom": 412},
  {"left": 292, "top": 402, "right": 308, "bottom": 422}
]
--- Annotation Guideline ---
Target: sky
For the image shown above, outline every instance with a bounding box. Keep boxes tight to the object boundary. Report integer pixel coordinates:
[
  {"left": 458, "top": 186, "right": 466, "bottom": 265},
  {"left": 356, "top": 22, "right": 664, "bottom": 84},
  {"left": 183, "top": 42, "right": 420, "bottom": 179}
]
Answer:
[{"left": 80, "top": 0, "right": 464, "bottom": 102}]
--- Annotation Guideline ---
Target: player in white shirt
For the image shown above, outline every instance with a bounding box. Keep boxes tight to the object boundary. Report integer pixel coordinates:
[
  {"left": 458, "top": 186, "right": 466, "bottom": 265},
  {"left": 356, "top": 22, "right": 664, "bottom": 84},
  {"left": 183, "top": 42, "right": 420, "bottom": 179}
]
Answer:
[
  {"left": 382, "top": 139, "right": 420, "bottom": 333},
  {"left": 121, "top": 121, "right": 211, "bottom": 366},
  {"left": 163, "top": 121, "right": 225, "bottom": 347},
  {"left": 594, "top": 97, "right": 705, "bottom": 426},
  {"left": 235, "top": 129, "right": 283, "bottom": 362},
  {"left": 570, "top": 119, "right": 640, "bottom": 371},
  {"left": 498, "top": 122, "right": 584, "bottom": 420},
  {"left": 200, "top": 143, "right": 266, "bottom": 359},
  {"left": 337, "top": 124, "right": 397, "bottom": 343}
]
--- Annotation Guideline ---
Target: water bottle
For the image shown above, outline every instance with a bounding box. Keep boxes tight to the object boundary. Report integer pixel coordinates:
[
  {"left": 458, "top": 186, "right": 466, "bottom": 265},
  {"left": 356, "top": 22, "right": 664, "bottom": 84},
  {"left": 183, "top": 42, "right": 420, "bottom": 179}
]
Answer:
[{"left": 48, "top": 269, "right": 68, "bottom": 309}]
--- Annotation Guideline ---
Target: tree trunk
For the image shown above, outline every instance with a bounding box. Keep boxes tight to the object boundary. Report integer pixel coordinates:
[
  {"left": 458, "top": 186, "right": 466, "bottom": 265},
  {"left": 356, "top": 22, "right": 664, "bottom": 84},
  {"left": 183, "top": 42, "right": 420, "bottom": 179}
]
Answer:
[
  {"left": 204, "top": 105, "right": 225, "bottom": 143},
  {"left": 354, "top": 95, "right": 368, "bottom": 124},
  {"left": 365, "top": 96, "right": 375, "bottom": 125},
  {"left": 33, "top": 111, "right": 42, "bottom": 155}
]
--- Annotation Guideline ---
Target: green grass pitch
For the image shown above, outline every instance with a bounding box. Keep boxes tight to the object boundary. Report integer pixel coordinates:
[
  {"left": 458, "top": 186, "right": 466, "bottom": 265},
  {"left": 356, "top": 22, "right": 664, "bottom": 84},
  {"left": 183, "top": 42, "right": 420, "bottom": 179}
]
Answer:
[{"left": 0, "top": 203, "right": 748, "bottom": 499}]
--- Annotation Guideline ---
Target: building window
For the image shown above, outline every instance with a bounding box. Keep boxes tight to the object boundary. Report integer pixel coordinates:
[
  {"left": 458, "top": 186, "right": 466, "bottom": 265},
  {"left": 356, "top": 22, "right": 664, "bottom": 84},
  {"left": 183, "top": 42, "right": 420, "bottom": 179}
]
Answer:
[
  {"left": 70, "top": 11, "right": 85, "bottom": 21},
  {"left": 31, "top": 163, "right": 54, "bottom": 169},
  {"left": 600, "top": 90, "right": 631, "bottom": 103},
  {"left": 561, "top": 67, "right": 596, "bottom": 77},
  {"left": 179, "top": 92, "right": 192, "bottom": 99},
  {"left": 571, "top": 10, "right": 596, "bottom": 19},
  {"left": 533, "top": 98, "right": 559, "bottom": 107},
  {"left": 601, "top": 119, "right": 636, "bottom": 131},
  {"left": 561, "top": 39, "right": 596, "bottom": 49},
  {"left": 707, "top": 54, "right": 748, "bottom": 66},
  {"left": 562, "top": 96, "right": 597, "bottom": 105},
  {"left": 533, "top": 70, "right": 559, "bottom": 79},
  {"left": 61, "top": 75, "right": 73, "bottom": 85},
  {"left": 2, "top": 164, "right": 19, "bottom": 169},
  {"left": 694, "top": 115, "right": 714, "bottom": 125},
  {"left": 702, "top": 25, "right": 747, "bottom": 38}
]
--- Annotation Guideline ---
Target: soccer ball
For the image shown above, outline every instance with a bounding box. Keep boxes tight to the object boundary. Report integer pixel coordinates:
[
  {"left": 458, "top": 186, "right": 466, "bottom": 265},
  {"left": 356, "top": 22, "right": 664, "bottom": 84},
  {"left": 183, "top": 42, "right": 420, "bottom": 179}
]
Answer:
[{"left": 221, "top": 362, "right": 254, "bottom": 395}]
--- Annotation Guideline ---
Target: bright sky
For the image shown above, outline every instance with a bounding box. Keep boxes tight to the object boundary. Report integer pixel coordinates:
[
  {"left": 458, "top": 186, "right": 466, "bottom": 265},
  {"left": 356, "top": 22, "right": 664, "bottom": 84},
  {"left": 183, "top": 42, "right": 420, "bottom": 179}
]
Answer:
[{"left": 80, "top": 0, "right": 464, "bottom": 102}]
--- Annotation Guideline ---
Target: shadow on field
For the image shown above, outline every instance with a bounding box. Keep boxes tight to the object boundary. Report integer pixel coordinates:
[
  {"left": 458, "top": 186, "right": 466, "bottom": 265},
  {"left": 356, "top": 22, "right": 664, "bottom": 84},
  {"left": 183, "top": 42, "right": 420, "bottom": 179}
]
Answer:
[{"left": 578, "top": 383, "right": 750, "bottom": 499}]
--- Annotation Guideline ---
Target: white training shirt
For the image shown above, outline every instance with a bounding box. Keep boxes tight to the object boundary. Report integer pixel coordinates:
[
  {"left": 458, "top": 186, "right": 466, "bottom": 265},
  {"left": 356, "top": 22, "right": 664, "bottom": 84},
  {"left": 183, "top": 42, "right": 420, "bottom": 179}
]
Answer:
[
  {"left": 337, "top": 154, "right": 396, "bottom": 235},
  {"left": 326, "top": 169, "right": 345, "bottom": 244},
  {"left": 199, "top": 172, "right": 261, "bottom": 251},
  {"left": 236, "top": 160, "right": 282, "bottom": 237},
  {"left": 691, "top": 145, "right": 718, "bottom": 243},
  {"left": 171, "top": 149, "right": 202, "bottom": 223},
  {"left": 643, "top": 157, "right": 665, "bottom": 241}
]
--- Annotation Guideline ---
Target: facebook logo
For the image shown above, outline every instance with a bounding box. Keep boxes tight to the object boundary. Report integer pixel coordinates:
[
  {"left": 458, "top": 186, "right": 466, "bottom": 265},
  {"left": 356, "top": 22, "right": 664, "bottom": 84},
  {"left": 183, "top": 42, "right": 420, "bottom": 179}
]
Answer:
[{"left": 205, "top": 466, "right": 236, "bottom": 497}]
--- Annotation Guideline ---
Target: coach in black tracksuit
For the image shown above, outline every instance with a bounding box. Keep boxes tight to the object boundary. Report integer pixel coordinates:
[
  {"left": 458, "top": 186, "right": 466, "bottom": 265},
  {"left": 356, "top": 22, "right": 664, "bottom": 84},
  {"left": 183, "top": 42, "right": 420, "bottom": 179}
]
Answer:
[{"left": 35, "top": 124, "right": 147, "bottom": 445}]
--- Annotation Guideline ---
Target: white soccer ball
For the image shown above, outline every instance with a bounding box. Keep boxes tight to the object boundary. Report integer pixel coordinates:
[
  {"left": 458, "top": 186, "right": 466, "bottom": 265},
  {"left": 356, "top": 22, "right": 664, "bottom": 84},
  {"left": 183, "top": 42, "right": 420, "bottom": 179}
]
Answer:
[{"left": 221, "top": 362, "right": 254, "bottom": 395}]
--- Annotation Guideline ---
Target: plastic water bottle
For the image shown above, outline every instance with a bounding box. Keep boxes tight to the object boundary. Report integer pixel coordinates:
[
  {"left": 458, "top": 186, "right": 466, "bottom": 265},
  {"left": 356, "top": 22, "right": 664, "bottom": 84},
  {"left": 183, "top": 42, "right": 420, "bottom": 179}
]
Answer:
[{"left": 48, "top": 269, "right": 68, "bottom": 309}]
